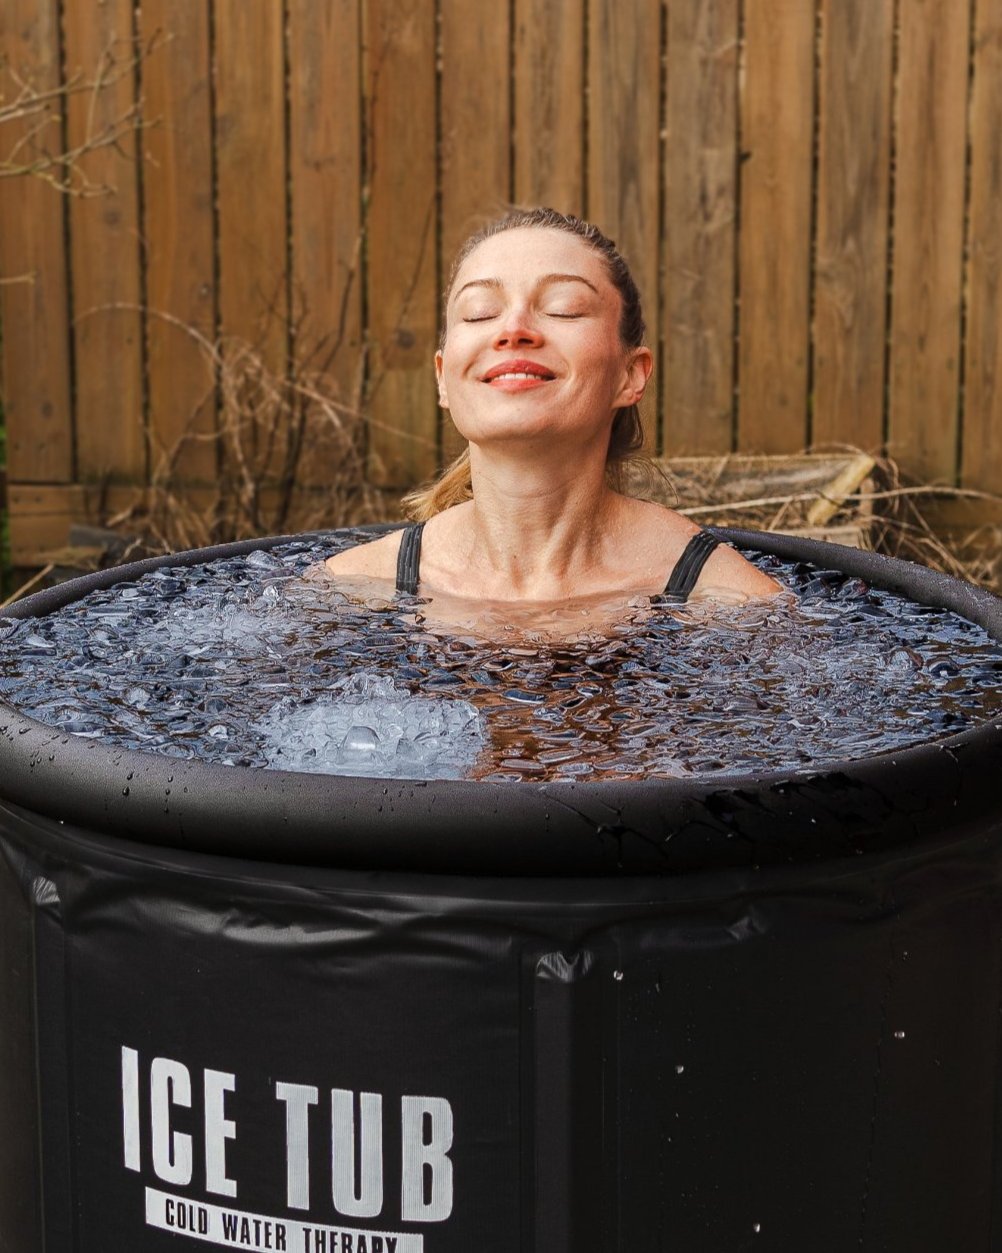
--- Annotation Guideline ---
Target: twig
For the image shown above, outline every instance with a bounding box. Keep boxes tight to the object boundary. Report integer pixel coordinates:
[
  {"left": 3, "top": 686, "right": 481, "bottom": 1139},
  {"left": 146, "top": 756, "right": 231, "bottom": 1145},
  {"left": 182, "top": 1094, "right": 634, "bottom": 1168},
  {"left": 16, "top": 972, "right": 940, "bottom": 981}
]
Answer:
[{"left": 0, "top": 564, "right": 55, "bottom": 610}]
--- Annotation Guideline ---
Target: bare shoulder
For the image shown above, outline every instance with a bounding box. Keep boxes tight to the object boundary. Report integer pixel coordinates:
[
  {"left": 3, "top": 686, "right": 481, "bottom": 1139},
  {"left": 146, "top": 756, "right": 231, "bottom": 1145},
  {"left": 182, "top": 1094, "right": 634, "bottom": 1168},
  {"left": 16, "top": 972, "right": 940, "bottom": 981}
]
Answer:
[
  {"left": 630, "top": 500, "right": 781, "bottom": 599},
  {"left": 318, "top": 529, "right": 404, "bottom": 581},
  {"left": 698, "top": 538, "right": 784, "bottom": 599}
]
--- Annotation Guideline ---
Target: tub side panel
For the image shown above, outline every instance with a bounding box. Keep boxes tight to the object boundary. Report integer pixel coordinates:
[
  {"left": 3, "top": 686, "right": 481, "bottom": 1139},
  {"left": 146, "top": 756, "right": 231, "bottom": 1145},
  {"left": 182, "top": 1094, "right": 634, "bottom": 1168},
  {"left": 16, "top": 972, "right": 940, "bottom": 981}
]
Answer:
[
  {"left": 609, "top": 858, "right": 1000, "bottom": 1251},
  {"left": 55, "top": 858, "right": 527, "bottom": 1251},
  {"left": 0, "top": 835, "right": 43, "bottom": 1250}
]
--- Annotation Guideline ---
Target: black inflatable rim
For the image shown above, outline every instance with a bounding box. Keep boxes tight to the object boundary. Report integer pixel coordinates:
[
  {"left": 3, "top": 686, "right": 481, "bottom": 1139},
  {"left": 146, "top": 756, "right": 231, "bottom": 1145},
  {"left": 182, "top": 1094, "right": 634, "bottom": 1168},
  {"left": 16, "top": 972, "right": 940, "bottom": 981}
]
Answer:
[{"left": 2, "top": 524, "right": 1001, "bottom": 876}]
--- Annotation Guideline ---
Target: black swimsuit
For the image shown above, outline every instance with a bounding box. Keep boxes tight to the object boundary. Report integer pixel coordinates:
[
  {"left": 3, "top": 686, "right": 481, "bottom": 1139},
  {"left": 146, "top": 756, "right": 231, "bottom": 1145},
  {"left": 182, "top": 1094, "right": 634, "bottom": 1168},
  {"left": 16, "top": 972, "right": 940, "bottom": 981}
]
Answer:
[{"left": 394, "top": 523, "right": 722, "bottom": 602}]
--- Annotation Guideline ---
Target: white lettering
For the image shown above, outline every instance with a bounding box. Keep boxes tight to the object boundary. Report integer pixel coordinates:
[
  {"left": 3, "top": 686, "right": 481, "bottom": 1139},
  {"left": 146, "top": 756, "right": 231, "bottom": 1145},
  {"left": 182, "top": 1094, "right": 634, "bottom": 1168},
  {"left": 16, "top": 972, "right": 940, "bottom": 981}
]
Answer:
[
  {"left": 332, "top": 1090, "right": 383, "bottom": 1219},
  {"left": 122, "top": 1045, "right": 141, "bottom": 1171},
  {"left": 204, "top": 1068, "right": 237, "bottom": 1197},
  {"left": 151, "top": 1057, "right": 193, "bottom": 1186},
  {"left": 400, "top": 1097, "right": 453, "bottom": 1223},
  {"left": 274, "top": 1081, "right": 318, "bottom": 1210}
]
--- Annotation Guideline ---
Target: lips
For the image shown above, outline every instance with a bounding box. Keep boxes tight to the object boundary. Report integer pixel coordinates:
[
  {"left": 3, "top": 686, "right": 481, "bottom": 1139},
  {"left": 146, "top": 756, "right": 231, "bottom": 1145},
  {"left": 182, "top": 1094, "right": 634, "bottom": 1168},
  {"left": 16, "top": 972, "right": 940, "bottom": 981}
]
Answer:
[{"left": 481, "top": 359, "right": 556, "bottom": 383}]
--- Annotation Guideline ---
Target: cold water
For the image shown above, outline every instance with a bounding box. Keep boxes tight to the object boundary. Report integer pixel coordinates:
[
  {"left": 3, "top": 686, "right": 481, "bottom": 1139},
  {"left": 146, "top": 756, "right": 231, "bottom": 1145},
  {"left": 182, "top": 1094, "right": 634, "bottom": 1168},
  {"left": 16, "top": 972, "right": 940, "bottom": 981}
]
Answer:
[{"left": 1, "top": 529, "right": 1000, "bottom": 782}]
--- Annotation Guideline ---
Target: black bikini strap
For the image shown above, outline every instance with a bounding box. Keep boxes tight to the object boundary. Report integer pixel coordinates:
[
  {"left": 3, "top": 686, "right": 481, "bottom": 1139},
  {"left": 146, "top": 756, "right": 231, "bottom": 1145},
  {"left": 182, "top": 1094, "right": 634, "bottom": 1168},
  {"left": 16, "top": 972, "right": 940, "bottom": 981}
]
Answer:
[
  {"left": 663, "top": 529, "right": 722, "bottom": 601},
  {"left": 395, "top": 522, "right": 425, "bottom": 595}
]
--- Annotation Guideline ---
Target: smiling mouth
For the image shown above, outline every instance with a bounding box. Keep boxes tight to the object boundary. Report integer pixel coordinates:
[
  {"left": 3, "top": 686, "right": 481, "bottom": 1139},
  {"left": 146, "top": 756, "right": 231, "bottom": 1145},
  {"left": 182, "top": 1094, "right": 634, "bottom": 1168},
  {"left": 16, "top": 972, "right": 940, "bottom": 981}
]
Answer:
[
  {"left": 487, "top": 371, "right": 553, "bottom": 382},
  {"left": 481, "top": 361, "right": 557, "bottom": 384}
]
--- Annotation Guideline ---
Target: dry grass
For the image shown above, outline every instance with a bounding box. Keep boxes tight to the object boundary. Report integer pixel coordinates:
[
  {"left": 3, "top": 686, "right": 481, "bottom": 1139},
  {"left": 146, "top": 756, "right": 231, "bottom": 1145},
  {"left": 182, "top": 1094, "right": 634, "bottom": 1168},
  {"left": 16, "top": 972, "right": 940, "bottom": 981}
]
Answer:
[
  {"left": 627, "top": 449, "right": 1002, "bottom": 592},
  {"left": 56, "top": 345, "right": 1002, "bottom": 600},
  {"left": 108, "top": 321, "right": 397, "bottom": 555}
]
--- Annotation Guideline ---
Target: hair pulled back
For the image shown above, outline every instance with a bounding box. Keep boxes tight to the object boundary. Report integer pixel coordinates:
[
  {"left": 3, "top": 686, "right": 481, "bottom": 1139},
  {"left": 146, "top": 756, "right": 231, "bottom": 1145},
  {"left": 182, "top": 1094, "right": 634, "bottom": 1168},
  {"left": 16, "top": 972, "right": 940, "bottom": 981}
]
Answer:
[{"left": 402, "top": 207, "right": 648, "bottom": 521}]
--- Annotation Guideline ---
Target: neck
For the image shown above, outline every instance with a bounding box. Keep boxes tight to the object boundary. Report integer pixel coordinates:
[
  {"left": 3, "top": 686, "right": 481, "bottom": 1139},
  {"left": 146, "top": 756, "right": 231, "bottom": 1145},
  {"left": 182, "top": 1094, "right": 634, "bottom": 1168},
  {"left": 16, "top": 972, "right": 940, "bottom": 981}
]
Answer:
[{"left": 461, "top": 443, "right": 623, "bottom": 598}]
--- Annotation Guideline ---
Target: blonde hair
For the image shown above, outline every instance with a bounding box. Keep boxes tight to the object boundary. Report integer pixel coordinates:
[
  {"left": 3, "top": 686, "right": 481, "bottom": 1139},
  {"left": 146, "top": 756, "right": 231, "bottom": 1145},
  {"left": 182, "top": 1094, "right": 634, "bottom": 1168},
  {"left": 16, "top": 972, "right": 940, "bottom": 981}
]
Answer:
[{"left": 402, "top": 208, "right": 648, "bottom": 522}]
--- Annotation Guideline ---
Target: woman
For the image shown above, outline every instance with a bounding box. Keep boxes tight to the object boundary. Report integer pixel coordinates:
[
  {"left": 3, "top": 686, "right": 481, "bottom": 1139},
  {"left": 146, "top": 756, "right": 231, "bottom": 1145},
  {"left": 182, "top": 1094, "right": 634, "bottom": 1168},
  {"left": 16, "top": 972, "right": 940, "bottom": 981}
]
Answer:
[{"left": 326, "top": 208, "right": 780, "bottom": 615}]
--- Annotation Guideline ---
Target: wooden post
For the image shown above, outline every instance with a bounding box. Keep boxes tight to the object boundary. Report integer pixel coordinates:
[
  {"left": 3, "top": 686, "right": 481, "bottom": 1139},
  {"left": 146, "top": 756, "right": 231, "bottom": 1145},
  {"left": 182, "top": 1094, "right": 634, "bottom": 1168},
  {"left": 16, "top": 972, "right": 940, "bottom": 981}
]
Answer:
[
  {"left": 64, "top": 0, "right": 144, "bottom": 483},
  {"left": 737, "top": 0, "right": 814, "bottom": 454},
  {"left": 813, "top": 0, "right": 893, "bottom": 453},
  {"left": 888, "top": 0, "right": 970, "bottom": 483},
  {"left": 663, "top": 0, "right": 740, "bottom": 456},
  {"left": 588, "top": 0, "right": 661, "bottom": 452},
  {"left": 962, "top": 0, "right": 1002, "bottom": 494},
  {"left": 288, "top": 0, "right": 364, "bottom": 488},
  {"left": 439, "top": 0, "right": 511, "bottom": 461},
  {"left": 0, "top": 0, "right": 74, "bottom": 484},
  {"left": 364, "top": 0, "right": 438, "bottom": 490},
  {"left": 140, "top": 1, "right": 217, "bottom": 486},
  {"left": 513, "top": 0, "right": 585, "bottom": 215}
]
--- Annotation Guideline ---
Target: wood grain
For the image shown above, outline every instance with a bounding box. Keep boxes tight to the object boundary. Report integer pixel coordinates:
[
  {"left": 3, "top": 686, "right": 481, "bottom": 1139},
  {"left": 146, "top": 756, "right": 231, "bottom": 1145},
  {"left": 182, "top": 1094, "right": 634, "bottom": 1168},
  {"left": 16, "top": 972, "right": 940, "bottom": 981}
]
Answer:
[
  {"left": 365, "top": 0, "right": 439, "bottom": 488},
  {"left": 4, "top": 0, "right": 1002, "bottom": 554},
  {"left": 0, "top": 0, "right": 73, "bottom": 481},
  {"left": 214, "top": 0, "right": 287, "bottom": 374},
  {"left": 64, "top": 0, "right": 144, "bottom": 481},
  {"left": 813, "top": 0, "right": 893, "bottom": 451},
  {"left": 663, "top": 0, "right": 740, "bottom": 455},
  {"left": 8, "top": 483, "right": 136, "bottom": 565},
  {"left": 439, "top": 0, "right": 511, "bottom": 460},
  {"left": 737, "top": 0, "right": 814, "bottom": 453},
  {"left": 140, "top": 0, "right": 216, "bottom": 485},
  {"left": 288, "top": 0, "right": 364, "bottom": 486},
  {"left": 888, "top": 0, "right": 970, "bottom": 482},
  {"left": 588, "top": 0, "right": 661, "bottom": 452},
  {"left": 513, "top": 0, "right": 584, "bottom": 214},
  {"left": 962, "top": 0, "right": 1002, "bottom": 493}
]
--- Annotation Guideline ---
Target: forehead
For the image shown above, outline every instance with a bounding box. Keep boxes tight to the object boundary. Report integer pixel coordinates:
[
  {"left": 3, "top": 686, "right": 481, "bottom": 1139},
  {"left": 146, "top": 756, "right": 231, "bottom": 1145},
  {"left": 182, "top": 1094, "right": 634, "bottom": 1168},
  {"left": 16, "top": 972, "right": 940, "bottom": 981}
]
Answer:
[{"left": 450, "top": 227, "right": 611, "bottom": 299}]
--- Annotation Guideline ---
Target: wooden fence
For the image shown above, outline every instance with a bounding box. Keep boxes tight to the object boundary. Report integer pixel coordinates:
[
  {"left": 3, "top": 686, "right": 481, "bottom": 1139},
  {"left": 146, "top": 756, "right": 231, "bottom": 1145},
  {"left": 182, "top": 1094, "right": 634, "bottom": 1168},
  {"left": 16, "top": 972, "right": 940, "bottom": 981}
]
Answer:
[{"left": 1, "top": 0, "right": 1000, "bottom": 566}]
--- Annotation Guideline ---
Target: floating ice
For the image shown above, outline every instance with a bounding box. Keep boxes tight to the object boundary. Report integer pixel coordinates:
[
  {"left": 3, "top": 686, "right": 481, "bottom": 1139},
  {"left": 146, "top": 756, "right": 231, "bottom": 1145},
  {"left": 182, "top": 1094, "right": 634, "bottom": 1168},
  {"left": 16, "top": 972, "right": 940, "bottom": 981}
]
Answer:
[
  {"left": 0, "top": 528, "right": 1000, "bottom": 781},
  {"left": 257, "top": 672, "right": 485, "bottom": 779}
]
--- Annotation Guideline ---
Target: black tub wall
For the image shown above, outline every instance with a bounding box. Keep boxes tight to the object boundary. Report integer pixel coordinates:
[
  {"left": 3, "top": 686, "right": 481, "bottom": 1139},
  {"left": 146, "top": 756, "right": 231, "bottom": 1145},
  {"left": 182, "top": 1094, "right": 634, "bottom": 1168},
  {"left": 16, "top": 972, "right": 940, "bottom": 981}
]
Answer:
[
  {"left": 2, "top": 798, "right": 1002, "bottom": 1251},
  {"left": 0, "top": 833, "right": 43, "bottom": 1249},
  {"left": 4, "top": 528, "right": 1002, "bottom": 1250}
]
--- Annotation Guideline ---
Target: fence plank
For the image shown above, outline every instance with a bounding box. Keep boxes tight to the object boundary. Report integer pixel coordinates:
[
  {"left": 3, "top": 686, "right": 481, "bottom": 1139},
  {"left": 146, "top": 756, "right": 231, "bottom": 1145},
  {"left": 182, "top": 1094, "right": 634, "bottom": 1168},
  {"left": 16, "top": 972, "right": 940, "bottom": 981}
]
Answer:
[
  {"left": 365, "top": 0, "right": 438, "bottom": 488},
  {"left": 439, "top": 0, "right": 511, "bottom": 461},
  {"left": 962, "top": 0, "right": 1002, "bottom": 494},
  {"left": 214, "top": 1, "right": 287, "bottom": 374},
  {"left": 440, "top": 1, "right": 511, "bottom": 264},
  {"left": 513, "top": 0, "right": 584, "bottom": 214},
  {"left": 6, "top": 0, "right": 1002, "bottom": 552},
  {"left": 288, "top": 0, "right": 363, "bottom": 489},
  {"left": 63, "top": 0, "right": 144, "bottom": 482},
  {"left": 888, "top": 0, "right": 970, "bottom": 483},
  {"left": 140, "top": 1, "right": 216, "bottom": 486},
  {"left": 813, "top": 0, "right": 893, "bottom": 452},
  {"left": 663, "top": 0, "right": 739, "bottom": 456},
  {"left": 0, "top": 0, "right": 73, "bottom": 483},
  {"left": 737, "top": 0, "right": 814, "bottom": 453},
  {"left": 588, "top": 0, "right": 661, "bottom": 452},
  {"left": 8, "top": 483, "right": 136, "bottom": 566}
]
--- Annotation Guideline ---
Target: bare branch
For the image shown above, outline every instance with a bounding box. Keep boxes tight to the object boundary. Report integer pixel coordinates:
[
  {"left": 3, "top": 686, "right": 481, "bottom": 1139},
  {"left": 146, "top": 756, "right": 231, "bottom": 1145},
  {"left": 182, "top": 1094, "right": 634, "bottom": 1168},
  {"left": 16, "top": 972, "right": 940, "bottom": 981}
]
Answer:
[{"left": 0, "top": 31, "right": 167, "bottom": 195}]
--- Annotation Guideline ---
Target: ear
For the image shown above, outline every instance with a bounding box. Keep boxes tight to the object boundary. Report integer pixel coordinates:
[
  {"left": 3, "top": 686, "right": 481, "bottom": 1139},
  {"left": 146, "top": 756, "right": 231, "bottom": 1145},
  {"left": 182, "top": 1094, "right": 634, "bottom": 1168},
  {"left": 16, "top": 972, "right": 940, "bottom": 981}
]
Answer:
[
  {"left": 615, "top": 346, "right": 653, "bottom": 408},
  {"left": 434, "top": 350, "right": 450, "bottom": 409}
]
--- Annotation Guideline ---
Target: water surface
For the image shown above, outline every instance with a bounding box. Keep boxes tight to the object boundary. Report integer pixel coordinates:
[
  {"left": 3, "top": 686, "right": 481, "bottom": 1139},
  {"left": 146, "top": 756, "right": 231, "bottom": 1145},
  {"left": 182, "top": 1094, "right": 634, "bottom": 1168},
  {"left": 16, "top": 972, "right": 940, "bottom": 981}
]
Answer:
[{"left": 1, "top": 530, "right": 1000, "bottom": 781}]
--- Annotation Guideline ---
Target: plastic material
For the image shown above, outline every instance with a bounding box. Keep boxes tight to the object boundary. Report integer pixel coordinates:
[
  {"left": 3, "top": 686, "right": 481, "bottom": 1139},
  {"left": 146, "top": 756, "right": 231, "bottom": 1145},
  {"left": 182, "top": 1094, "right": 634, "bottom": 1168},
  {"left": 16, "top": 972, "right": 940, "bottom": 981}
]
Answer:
[{"left": 1, "top": 529, "right": 1002, "bottom": 1251}]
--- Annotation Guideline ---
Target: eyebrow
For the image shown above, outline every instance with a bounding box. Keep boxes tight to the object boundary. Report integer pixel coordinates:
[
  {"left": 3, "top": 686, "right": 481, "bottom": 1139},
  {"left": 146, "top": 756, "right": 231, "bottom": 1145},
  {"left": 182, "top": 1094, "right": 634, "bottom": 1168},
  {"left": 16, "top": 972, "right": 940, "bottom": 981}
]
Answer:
[{"left": 452, "top": 272, "right": 600, "bottom": 301}]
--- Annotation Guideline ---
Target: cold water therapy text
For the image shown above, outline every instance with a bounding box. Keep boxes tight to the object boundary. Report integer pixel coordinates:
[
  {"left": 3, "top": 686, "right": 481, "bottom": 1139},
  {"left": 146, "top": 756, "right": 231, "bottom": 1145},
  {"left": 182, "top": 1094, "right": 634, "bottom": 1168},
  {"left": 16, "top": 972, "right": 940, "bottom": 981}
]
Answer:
[{"left": 122, "top": 1048, "right": 454, "bottom": 1251}]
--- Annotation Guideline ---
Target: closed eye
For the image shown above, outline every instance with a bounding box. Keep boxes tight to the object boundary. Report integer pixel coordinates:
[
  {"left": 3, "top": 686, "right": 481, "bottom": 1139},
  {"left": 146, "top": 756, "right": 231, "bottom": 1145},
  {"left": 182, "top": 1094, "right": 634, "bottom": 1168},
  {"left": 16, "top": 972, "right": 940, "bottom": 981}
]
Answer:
[{"left": 463, "top": 314, "right": 497, "bottom": 323}]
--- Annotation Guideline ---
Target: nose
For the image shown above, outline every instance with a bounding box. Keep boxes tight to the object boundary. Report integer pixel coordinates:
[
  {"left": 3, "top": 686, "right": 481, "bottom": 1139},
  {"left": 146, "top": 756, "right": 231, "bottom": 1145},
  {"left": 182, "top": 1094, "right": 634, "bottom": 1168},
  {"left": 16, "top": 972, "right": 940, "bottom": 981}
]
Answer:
[{"left": 492, "top": 307, "right": 543, "bottom": 349}]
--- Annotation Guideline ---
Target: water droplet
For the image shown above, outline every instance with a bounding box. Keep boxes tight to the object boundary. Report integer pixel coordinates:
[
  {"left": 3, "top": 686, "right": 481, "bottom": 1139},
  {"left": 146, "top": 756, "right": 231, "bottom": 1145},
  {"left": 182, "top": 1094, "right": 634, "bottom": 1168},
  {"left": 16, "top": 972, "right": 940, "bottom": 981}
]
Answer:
[
  {"left": 675, "top": 1064, "right": 685, "bottom": 1075},
  {"left": 613, "top": 970, "right": 624, "bottom": 982},
  {"left": 894, "top": 1030, "right": 906, "bottom": 1040},
  {"left": 753, "top": 1222, "right": 762, "bottom": 1234}
]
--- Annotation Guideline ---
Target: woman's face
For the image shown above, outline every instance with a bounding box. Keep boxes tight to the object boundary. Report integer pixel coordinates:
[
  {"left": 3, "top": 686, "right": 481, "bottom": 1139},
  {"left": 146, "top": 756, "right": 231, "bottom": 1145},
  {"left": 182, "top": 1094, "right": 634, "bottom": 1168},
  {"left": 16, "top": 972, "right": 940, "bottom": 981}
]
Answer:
[{"left": 435, "top": 227, "right": 651, "bottom": 453}]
